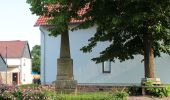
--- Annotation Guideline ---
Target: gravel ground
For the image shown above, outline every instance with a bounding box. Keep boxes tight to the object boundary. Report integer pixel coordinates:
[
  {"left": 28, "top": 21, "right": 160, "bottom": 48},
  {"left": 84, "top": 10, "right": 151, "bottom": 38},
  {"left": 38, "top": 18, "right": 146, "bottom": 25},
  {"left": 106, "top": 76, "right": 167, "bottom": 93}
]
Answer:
[{"left": 128, "top": 96, "right": 170, "bottom": 100}]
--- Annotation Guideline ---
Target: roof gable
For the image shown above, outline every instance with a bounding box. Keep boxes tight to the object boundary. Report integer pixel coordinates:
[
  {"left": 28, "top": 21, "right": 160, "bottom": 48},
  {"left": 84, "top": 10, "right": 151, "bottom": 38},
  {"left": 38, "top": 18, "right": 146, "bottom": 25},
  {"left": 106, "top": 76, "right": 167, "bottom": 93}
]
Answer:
[
  {"left": 22, "top": 42, "right": 31, "bottom": 59},
  {"left": 0, "top": 41, "right": 26, "bottom": 58}
]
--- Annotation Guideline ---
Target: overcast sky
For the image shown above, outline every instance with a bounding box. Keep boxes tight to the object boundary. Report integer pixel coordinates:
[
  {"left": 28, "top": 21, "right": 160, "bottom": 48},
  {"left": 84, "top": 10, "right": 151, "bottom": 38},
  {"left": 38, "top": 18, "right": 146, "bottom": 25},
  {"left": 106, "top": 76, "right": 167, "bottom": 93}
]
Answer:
[{"left": 0, "top": 0, "right": 40, "bottom": 50}]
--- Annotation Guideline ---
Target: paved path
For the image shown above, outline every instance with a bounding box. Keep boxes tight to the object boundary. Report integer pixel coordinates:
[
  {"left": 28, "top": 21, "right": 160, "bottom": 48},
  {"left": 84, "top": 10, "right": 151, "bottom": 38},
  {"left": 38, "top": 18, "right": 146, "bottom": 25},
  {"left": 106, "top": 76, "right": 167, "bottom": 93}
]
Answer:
[{"left": 128, "top": 96, "right": 170, "bottom": 100}]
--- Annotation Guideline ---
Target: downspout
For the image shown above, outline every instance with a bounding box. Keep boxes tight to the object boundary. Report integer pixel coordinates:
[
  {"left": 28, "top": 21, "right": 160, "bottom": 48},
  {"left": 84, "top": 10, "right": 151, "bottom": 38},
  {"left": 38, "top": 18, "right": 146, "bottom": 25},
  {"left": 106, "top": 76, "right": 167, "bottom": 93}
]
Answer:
[
  {"left": 5, "top": 46, "right": 8, "bottom": 85},
  {"left": 40, "top": 26, "right": 46, "bottom": 85}
]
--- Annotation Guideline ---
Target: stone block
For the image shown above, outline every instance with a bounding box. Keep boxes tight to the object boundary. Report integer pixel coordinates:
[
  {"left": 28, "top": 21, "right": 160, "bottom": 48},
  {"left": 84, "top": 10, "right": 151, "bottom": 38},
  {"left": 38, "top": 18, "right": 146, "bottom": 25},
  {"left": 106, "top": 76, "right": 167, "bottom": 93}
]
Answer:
[
  {"left": 141, "top": 78, "right": 161, "bottom": 85},
  {"left": 57, "top": 58, "right": 73, "bottom": 80},
  {"left": 55, "top": 80, "right": 77, "bottom": 93}
]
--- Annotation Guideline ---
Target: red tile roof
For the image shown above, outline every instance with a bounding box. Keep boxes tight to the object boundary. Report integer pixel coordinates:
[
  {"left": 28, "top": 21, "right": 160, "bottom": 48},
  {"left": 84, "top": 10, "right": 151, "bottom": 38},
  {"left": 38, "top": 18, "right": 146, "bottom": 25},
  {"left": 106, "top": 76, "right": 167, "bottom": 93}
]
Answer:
[
  {"left": 34, "top": 4, "right": 89, "bottom": 26},
  {"left": 0, "top": 41, "right": 26, "bottom": 58}
]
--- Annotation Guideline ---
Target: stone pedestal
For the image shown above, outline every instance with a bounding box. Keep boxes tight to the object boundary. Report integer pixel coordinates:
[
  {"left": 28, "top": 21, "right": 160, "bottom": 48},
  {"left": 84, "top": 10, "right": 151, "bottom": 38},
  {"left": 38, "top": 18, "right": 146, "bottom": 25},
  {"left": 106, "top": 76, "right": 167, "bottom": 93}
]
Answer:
[
  {"left": 55, "top": 80, "right": 77, "bottom": 93},
  {"left": 55, "top": 58, "right": 77, "bottom": 93},
  {"left": 57, "top": 58, "right": 73, "bottom": 80},
  {"left": 141, "top": 78, "right": 161, "bottom": 85},
  {"left": 55, "top": 27, "right": 77, "bottom": 93}
]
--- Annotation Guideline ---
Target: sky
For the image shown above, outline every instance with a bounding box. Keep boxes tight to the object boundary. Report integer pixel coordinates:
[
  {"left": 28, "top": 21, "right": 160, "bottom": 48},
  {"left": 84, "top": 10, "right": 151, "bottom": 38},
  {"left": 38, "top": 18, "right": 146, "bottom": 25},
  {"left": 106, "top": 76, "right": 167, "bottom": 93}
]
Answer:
[{"left": 0, "top": 0, "right": 40, "bottom": 50}]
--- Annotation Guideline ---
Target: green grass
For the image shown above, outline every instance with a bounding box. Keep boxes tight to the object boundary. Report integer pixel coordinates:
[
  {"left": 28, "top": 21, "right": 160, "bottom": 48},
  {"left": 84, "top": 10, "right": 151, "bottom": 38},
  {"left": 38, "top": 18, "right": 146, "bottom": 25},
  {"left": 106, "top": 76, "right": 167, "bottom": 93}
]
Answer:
[
  {"left": 53, "top": 92, "right": 113, "bottom": 100},
  {"left": 17, "top": 84, "right": 40, "bottom": 89}
]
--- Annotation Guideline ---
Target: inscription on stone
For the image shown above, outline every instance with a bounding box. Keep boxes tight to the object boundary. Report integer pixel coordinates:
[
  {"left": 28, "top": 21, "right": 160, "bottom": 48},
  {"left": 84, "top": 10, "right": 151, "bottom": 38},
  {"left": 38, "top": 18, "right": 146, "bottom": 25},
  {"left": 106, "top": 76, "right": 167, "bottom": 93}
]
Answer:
[{"left": 57, "top": 58, "right": 73, "bottom": 80}]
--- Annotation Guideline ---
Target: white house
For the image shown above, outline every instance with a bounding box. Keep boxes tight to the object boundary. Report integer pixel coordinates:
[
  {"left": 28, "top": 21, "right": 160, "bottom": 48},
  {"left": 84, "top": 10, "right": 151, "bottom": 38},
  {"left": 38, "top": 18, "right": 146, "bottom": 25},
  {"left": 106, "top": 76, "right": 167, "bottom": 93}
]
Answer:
[
  {"left": 0, "top": 41, "right": 32, "bottom": 85},
  {"left": 35, "top": 16, "right": 170, "bottom": 85}
]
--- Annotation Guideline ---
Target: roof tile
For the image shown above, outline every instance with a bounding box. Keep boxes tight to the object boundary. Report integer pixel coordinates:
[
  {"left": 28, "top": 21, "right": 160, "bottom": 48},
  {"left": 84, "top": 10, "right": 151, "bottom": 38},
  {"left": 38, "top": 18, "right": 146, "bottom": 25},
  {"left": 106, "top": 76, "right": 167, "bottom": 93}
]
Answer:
[
  {"left": 35, "top": 4, "right": 89, "bottom": 26},
  {"left": 0, "top": 41, "right": 26, "bottom": 58}
]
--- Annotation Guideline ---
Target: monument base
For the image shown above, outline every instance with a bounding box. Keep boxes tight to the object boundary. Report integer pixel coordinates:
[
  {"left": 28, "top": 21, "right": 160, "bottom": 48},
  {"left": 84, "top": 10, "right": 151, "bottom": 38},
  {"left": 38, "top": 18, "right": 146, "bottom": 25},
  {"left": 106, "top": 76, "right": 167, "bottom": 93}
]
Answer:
[
  {"left": 55, "top": 80, "right": 77, "bottom": 93},
  {"left": 57, "top": 58, "right": 73, "bottom": 80},
  {"left": 141, "top": 78, "right": 161, "bottom": 85}
]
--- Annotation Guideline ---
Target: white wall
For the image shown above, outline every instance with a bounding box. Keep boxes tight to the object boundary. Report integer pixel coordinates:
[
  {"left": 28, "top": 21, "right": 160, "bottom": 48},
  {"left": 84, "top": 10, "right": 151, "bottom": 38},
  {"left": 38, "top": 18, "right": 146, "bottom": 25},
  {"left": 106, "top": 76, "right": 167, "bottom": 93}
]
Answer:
[
  {"left": 8, "top": 67, "right": 19, "bottom": 72},
  {"left": 21, "top": 58, "right": 32, "bottom": 84},
  {"left": 5, "top": 58, "right": 32, "bottom": 84},
  {"left": 6, "top": 58, "right": 20, "bottom": 66},
  {"left": 40, "top": 26, "right": 170, "bottom": 85}
]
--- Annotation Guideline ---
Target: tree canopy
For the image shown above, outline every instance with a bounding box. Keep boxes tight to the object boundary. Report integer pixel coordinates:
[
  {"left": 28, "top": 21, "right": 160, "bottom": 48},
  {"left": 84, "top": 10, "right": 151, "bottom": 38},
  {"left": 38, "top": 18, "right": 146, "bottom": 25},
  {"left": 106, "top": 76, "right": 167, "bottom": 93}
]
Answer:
[
  {"left": 31, "top": 45, "right": 40, "bottom": 74},
  {"left": 27, "top": 0, "right": 90, "bottom": 36},
  {"left": 27, "top": 0, "right": 170, "bottom": 78}
]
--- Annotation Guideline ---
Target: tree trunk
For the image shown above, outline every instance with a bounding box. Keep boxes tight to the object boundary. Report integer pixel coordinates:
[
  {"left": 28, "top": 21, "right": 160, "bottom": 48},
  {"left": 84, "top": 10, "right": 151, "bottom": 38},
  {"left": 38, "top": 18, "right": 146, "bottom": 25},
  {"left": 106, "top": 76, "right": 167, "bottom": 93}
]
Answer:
[{"left": 143, "top": 32, "right": 155, "bottom": 78}]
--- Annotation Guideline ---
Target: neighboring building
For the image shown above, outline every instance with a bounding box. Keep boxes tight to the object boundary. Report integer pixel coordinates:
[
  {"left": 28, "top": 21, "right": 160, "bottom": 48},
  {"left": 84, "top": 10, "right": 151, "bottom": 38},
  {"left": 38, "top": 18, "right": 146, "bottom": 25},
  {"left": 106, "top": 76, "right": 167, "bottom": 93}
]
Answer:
[
  {"left": 35, "top": 17, "right": 170, "bottom": 86},
  {"left": 0, "top": 41, "right": 32, "bottom": 85},
  {"left": 0, "top": 54, "right": 7, "bottom": 84},
  {"left": 0, "top": 54, "right": 7, "bottom": 71}
]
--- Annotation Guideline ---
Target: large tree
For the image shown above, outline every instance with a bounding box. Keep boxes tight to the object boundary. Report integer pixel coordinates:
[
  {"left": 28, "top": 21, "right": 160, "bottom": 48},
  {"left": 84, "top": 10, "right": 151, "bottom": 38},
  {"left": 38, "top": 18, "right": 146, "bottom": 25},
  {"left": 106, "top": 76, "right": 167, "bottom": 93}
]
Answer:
[
  {"left": 27, "top": 0, "right": 170, "bottom": 78},
  {"left": 31, "top": 45, "right": 40, "bottom": 74}
]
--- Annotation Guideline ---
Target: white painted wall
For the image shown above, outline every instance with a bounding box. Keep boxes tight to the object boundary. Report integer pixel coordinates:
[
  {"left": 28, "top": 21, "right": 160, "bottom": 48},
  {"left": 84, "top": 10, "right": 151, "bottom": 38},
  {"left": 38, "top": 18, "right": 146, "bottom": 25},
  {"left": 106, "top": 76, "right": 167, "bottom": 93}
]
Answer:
[
  {"left": 40, "top": 26, "right": 170, "bottom": 85},
  {"left": 21, "top": 58, "right": 32, "bottom": 84},
  {"left": 4, "top": 58, "right": 32, "bottom": 84},
  {"left": 8, "top": 67, "right": 19, "bottom": 72},
  {"left": 6, "top": 58, "right": 20, "bottom": 66}
]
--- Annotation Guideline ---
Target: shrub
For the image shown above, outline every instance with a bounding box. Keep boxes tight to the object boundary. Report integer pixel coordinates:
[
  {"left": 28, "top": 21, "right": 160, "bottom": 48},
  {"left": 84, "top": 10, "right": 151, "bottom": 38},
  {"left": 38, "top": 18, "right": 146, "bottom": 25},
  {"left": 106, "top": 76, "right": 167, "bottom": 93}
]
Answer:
[
  {"left": 12, "top": 90, "right": 23, "bottom": 100},
  {"left": 0, "top": 84, "right": 7, "bottom": 94},
  {"left": 113, "top": 89, "right": 129, "bottom": 100},
  {"left": 147, "top": 85, "right": 170, "bottom": 97},
  {"left": 143, "top": 80, "right": 154, "bottom": 86},
  {"left": 0, "top": 84, "right": 129, "bottom": 100},
  {"left": 44, "top": 90, "right": 58, "bottom": 100},
  {"left": 162, "top": 86, "right": 170, "bottom": 97},
  {"left": 143, "top": 80, "right": 170, "bottom": 97},
  {"left": 24, "top": 91, "right": 45, "bottom": 100},
  {"left": 0, "top": 91, "right": 15, "bottom": 99},
  {"left": 128, "top": 86, "right": 142, "bottom": 96}
]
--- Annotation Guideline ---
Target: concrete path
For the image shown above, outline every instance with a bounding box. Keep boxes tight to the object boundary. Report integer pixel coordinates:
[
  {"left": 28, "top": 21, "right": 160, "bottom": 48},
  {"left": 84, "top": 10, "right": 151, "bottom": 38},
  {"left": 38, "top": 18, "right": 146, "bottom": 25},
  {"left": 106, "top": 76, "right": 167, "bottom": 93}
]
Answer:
[{"left": 128, "top": 96, "right": 170, "bottom": 100}]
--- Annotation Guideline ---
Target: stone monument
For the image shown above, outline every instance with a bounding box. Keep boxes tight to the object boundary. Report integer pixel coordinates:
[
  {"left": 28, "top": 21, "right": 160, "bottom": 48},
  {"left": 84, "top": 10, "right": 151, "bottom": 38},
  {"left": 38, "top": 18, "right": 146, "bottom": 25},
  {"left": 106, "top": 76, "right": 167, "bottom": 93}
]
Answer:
[{"left": 55, "top": 29, "right": 77, "bottom": 93}]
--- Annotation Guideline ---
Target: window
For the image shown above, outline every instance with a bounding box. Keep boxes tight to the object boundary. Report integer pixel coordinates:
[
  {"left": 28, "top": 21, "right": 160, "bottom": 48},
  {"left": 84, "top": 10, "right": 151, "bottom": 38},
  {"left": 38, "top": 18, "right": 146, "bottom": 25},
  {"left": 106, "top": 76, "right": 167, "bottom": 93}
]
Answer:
[{"left": 102, "top": 60, "right": 111, "bottom": 73}]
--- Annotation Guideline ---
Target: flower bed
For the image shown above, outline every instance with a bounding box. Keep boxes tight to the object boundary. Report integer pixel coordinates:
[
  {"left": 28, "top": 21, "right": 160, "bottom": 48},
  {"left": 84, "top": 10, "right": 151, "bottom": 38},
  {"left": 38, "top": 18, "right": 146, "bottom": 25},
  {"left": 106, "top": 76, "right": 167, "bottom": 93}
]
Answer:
[{"left": 0, "top": 84, "right": 129, "bottom": 100}]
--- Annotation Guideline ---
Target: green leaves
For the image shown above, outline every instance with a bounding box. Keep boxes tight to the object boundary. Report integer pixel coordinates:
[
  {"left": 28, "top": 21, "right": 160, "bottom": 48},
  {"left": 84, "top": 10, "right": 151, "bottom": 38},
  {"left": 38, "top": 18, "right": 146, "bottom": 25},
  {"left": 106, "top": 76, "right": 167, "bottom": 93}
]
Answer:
[
  {"left": 27, "top": 0, "right": 170, "bottom": 63},
  {"left": 31, "top": 45, "right": 40, "bottom": 74},
  {"left": 80, "top": 0, "right": 170, "bottom": 63},
  {"left": 48, "top": 14, "right": 68, "bottom": 36},
  {"left": 26, "top": 0, "right": 47, "bottom": 15}
]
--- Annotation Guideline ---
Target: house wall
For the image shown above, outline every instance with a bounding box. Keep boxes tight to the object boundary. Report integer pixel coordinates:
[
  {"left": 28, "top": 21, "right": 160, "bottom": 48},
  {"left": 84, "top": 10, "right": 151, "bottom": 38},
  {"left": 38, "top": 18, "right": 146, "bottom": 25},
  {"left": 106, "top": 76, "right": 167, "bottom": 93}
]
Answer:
[
  {"left": 1, "top": 67, "right": 18, "bottom": 84},
  {"left": 40, "top": 25, "right": 170, "bottom": 85},
  {"left": 21, "top": 42, "right": 32, "bottom": 84},
  {"left": 3, "top": 57, "right": 32, "bottom": 85},
  {"left": 20, "top": 58, "right": 32, "bottom": 84},
  {"left": 40, "top": 26, "right": 60, "bottom": 84},
  {"left": 7, "top": 58, "right": 20, "bottom": 66}
]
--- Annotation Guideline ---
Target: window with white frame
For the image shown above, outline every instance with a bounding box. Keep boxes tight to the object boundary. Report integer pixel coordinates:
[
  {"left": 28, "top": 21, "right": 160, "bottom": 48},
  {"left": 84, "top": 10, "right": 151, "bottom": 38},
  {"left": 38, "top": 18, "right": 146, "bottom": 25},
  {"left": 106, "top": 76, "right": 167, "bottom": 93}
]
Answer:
[{"left": 102, "top": 60, "right": 111, "bottom": 73}]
